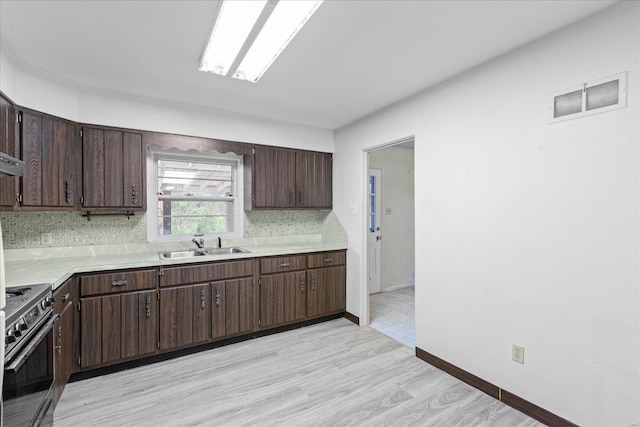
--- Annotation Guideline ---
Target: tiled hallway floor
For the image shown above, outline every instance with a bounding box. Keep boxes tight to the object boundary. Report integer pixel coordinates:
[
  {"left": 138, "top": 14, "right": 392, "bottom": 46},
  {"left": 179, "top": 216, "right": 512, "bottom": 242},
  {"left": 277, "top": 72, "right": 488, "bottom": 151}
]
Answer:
[{"left": 369, "top": 286, "right": 415, "bottom": 348}]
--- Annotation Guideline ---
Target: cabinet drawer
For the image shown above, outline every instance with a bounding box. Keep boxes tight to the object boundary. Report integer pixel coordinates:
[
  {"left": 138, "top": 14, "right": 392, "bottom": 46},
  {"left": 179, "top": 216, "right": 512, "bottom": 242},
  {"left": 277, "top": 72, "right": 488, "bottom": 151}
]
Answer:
[
  {"left": 307, "top": 251, "right": 346, "bottom": 269},
  {"left": 80, "top": 270, "right": 158, "bottom": 296},
  {"left": 160, "top": 260, "right": 255, "bottom": 287},
  {"left": 260, "top": 255, "right": 306, "bottom": 274}
]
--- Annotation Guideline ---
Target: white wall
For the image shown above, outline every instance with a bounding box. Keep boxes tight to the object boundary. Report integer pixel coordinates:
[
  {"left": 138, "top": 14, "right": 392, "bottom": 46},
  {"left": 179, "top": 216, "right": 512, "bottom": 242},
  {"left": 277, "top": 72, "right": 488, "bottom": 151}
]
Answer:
[
  {"left": 0, "top": 45, "right": 18, "bottom": 100},
  {"left": 334, "top": 3, "right": 639, "bottom": 425},
  {"left": 369, "top": 147, "right": 415, "bottom": 291},
  {"left": 0, "top": 47, "right": 333, "bottom": 153}
]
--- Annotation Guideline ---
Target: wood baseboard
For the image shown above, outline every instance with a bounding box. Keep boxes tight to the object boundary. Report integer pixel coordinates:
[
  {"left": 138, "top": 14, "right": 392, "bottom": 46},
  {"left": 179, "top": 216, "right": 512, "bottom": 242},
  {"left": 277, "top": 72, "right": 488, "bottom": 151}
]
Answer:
[
  {"left": 415, "top": 348, "right": 499, "bottom": 399},
  {"left": 343, "top": 311, "right": 359, "bottom": 325},
  {"left": 415, "top": 347, "right": 578, "bottom": 427}
]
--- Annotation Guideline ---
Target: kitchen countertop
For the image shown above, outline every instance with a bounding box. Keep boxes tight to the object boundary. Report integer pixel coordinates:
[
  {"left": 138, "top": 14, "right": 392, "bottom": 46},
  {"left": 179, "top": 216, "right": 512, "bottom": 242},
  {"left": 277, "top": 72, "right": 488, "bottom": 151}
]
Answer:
[{"left": 4, "top": 235, "right": 347, "bottom": 291}]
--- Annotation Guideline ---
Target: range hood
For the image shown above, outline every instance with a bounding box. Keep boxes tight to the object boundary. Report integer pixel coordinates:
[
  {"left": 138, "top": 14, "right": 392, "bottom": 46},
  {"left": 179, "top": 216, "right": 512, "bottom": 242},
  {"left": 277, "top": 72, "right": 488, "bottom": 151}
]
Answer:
[{"left": 0, "top": 152, "right": 25, "bottom": 177}]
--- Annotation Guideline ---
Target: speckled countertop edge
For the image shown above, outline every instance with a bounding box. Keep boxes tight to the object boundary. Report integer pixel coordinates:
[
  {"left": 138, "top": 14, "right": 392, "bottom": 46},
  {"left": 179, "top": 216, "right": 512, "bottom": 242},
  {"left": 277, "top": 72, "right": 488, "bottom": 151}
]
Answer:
[{"left": 4, "top": 236, "right": 347, "bottom": 290}]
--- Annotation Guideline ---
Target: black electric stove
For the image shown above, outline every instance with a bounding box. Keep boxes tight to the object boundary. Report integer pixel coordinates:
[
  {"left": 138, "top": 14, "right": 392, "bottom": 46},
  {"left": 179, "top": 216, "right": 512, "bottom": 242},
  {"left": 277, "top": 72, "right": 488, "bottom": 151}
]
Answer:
[{"left": 3, "top": 283, "right": 56, "bottom": 427}]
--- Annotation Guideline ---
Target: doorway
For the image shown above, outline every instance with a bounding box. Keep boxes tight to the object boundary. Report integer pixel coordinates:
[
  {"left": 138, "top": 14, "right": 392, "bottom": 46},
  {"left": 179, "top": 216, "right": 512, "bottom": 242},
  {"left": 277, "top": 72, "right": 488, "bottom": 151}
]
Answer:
[{"left": 366, "top": 138, "right": 415, "bottom": 348}]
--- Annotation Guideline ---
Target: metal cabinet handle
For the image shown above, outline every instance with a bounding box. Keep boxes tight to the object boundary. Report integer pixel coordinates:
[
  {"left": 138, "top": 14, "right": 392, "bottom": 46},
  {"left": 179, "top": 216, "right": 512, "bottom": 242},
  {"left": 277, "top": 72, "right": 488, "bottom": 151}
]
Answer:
[
  {"left": 65, "top": 181, "right": 72, "bottom": 204},
  {"left": 289, "top": 190, "right": 294, "bottom": 206},
  {"left": 131, "top": 184, "right": 138, "bottom": 205},
  {"left": 215, "top": 288, "right": 221, "bottom": 306},
  {"left": 323, "top": 258, "right": 333, "bottom": 263},
  {"left": 112, "top": 280, "right": 128, "bottom": 287},
  {"left": 62, "top": 292, "right": 70, "bottom": 302},
  {"left": 56, "top": 325, "right": 62, "bottom": 355},
  {"left": 145, "top": 295, "right": 152, "bottom": 317},
  {"left": 309, "top": 273, "right": 315, "bottom": 290},
  {"left": 298, "top": 190, "right": 304, "bottom": 205},
  {"left": 200, "top": 289, "right": 206, "bottom": 309},
  {"left": 280, "top": 262, "right": 290, "bottom": 268},
  {"left": 300, "top": 276, "right": 305, "bottom": 292}
]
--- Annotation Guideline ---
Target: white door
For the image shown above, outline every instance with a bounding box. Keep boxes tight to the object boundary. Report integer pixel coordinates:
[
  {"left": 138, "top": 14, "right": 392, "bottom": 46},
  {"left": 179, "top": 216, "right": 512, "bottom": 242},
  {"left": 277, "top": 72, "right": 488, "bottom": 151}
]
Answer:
[{"left": 368, "top": 169, "right": 382, "bottom": 294}]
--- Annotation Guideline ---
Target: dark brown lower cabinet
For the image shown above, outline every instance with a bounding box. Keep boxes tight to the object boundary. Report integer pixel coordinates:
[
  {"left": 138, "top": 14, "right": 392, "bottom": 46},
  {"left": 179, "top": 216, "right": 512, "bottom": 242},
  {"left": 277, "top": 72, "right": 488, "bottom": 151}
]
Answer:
[
  {"left": 259, "top": 251, "right": 346, "bottom": 327},
  {"left": 307, "top": 266, "right": 346, "bottom": 317},
  {"left": 260, "top": 271, "right": 307, "bottom": 328},
  {"left": 212, "top": 278, "right": 255, "bottom": 338},
  {"left": 80, "top": 290, "right": 157, "bottom": 368},
  {"left": 159, "top": 284, "right": 211, "bottom": 351},
  {"left": 73, "top": 251, "right": 343, "bottom": 374},
  {"left": 160, "top": 279, "right": 255, "bottom": 350}
]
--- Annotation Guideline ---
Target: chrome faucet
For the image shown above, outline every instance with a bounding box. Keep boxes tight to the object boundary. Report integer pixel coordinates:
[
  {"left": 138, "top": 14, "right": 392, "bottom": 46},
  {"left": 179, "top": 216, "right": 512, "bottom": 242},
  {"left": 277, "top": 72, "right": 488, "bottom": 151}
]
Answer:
[{"left": 192, "top": 235, "right": 205, "bottom": 249}]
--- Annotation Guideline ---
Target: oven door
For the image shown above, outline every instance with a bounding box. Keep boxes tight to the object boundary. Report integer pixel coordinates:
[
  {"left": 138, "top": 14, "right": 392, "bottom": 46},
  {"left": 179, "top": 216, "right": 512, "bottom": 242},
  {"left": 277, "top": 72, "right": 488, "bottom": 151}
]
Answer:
[{"left": 3, "top": 314, "right": 57, "bottom": 427}]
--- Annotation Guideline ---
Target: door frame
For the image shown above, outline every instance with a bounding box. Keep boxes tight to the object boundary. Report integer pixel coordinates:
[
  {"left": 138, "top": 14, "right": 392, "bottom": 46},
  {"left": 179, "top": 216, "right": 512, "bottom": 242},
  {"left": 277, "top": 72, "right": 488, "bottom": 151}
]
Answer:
[{"left": 361, "top": 136, "right": 414, "bottom": 326}]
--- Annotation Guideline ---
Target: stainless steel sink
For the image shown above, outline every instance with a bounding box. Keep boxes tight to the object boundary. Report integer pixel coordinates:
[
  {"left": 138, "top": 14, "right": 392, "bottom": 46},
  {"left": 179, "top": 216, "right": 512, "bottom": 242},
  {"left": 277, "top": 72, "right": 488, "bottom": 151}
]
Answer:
[
  {"left": 158, "top": 247, "right": 250, "bottom": 259},
  {"left": 202, "top": 247, "right": 250, "bottom": 255}
]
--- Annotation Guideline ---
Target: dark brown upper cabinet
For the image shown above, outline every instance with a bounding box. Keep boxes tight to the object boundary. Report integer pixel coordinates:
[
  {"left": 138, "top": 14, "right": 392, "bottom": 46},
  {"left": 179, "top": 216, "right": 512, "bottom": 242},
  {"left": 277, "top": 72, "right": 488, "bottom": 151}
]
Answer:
[
  {"left": 81, "top": 126, "right": 144, "bottom": 211},
  {"left": 18, "top": 109, "right": 78, "bottom": 209},
  {"left": 252, "top": 145, "right": 296, "bottom": 208},
  {"left": 295, "top": 150, "right": 332, "bottom": 208},
  {"left": 0, "top": 93, "right": 18, "bottom": 207},
  {"left": 250, "top": 146, "right": 332, "bottom": 210}
]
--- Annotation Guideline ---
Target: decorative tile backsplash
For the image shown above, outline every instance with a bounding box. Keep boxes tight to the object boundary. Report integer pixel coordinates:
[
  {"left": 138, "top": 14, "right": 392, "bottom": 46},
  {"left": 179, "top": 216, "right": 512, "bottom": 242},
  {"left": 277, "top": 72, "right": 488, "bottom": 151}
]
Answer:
[{"left": 0, "top": 210, "right": 346, "bottom": 249}]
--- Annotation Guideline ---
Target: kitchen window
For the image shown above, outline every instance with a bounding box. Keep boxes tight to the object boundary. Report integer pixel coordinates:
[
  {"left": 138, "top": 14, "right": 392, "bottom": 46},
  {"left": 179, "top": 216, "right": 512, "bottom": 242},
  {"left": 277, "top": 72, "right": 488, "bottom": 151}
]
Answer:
[{"left": 147, "top": 148, "right": 244, "bottom": 241}]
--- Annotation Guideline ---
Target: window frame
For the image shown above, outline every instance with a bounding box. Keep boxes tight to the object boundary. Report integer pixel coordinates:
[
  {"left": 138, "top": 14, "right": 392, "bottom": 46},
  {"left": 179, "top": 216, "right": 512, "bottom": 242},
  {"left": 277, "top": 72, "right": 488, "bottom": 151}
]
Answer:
[{"left": 146, "top": 147, "right": 244, "bottom": 242}]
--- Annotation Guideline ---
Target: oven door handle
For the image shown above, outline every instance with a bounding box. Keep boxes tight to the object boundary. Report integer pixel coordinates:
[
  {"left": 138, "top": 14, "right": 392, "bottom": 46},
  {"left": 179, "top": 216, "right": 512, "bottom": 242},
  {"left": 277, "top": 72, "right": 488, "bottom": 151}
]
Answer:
[{"left": 5, "top": 314, "right": 59, "bottom": 373}]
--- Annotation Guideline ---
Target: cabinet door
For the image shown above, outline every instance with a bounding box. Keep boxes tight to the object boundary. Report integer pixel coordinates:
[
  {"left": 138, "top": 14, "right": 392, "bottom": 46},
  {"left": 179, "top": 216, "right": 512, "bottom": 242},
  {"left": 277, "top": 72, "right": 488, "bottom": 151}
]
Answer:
[
  {"left": 121, "top": 291, "right": 157, "bottom": 359},
  {"left": 20, "top": 111, "right": 77, "bottom": 208},
  {"left": 123, "top": 132, "right": 143, "bottom": 207},
  {"left": 211, "top": 282, "right": 226, "bottom": 339},
  {"left": 253, "top": 145, "right": 296, "bottom": 208},
  {"left": 212, "top": 278, "right": 254, "bottom": 339},
  {"left": 0, "top": 94, "right": 17, "bottom": 207},
  {"left": 79, "top": 296, "right": 102, "bottom": 368},
  {"left": 82, "top": 127, "right": 144, "bottom": 209},
  {"left": 19, "top": 111, "right": 43, "bottom": 206},
  {"left": 80, "top": 290, "right": 157, "bottom": 368},
  {"left": 192, "top": 283, "right": 212, "bottom": 344},
  {"left": 159, "top": 287, "right": 194, "bottom": 350},
  {"left": 42, "top": 119, "right": 77, "bottom": 207},
  {"left": 160, "top": 284, "right": 213, "bottom": 349},
  {"left": 53, "top": 300, "right": 74, "bottom": 407},
  {"left": 260, "top": 271, "right": 306, "bottom": 328},
  {"left": 295, "top": 151, "right": 332, "bottom": 208},
  {"left": 307, "top": 266, "right": 346, "bottom": 318},
  {"left": 224, "top": 278, "right": 254, "bottom": 335}
]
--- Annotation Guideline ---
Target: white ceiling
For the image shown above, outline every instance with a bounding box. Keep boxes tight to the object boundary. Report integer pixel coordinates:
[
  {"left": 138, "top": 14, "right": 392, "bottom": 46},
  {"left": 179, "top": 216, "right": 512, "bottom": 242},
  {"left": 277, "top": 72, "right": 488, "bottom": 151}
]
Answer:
[{"left": 0, "top": 0, "right": 617, "bottom": 130}]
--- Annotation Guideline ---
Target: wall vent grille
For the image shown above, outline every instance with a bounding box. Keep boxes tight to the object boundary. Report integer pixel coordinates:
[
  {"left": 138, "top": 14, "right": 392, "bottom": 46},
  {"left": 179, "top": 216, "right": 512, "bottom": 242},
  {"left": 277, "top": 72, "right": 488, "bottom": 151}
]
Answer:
[{"left": 550, "top": 72, "right": 627, "bottom": 122}]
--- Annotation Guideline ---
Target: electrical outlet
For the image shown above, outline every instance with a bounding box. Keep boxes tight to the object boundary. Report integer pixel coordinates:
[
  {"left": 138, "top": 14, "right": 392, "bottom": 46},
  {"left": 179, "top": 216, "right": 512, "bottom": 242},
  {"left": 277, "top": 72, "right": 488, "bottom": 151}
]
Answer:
[
  {"left": 512, "top": 344, "right": 525, "bottom": 364},
  {"left": 40, "top": 232, "right": 53, "bottom": 245}
]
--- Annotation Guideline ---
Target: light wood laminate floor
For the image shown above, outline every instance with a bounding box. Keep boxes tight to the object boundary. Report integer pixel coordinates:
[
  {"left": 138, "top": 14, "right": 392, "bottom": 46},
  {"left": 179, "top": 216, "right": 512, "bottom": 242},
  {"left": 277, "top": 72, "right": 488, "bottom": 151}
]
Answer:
[{"left": 54, "top": 319, "right": 544, "bottom": 427}]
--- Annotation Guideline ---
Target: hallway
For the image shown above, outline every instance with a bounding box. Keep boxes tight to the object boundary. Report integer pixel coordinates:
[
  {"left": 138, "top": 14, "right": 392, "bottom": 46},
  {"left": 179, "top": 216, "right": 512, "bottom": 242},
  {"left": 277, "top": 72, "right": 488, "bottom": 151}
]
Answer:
[{"left": 369, "top": 286, "right": 415, "bottom": 348}]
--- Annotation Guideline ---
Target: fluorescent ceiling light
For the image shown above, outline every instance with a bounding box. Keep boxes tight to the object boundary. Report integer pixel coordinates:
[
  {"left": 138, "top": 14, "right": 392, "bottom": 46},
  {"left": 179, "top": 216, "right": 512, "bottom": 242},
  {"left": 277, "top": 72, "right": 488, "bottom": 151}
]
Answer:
[{"left": 200, "top": 0, "right": 323, "bottom": 83}]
